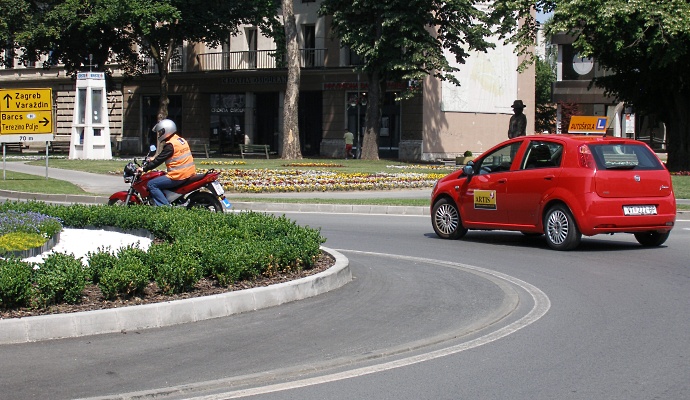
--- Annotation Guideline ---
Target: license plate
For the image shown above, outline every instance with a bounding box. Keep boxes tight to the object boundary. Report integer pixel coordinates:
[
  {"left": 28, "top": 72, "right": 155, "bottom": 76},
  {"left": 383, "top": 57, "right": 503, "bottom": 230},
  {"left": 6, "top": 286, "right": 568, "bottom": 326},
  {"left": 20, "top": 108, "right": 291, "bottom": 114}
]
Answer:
[
  {"left": 211, "top": 181, "right": 225, "bottom": 196},
  {"left": 623, "top": 205, "right": 657, "bottom": 216}
]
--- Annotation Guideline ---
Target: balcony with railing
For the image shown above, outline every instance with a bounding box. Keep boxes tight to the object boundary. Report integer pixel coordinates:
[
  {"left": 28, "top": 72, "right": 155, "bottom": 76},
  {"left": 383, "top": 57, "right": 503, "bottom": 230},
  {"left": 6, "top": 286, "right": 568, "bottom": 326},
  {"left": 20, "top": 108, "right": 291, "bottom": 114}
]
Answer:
[
  {"left": 143, "top": 55, "right": 184, "bottom": 74},
  {"left": 196, "top": 48, "right": 327, "bottom": 71}
]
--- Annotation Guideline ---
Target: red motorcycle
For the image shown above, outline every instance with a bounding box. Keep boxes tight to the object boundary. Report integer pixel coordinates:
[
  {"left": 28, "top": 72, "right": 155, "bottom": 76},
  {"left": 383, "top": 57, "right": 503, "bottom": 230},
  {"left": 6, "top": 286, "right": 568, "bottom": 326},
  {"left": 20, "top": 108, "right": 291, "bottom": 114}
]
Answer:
[{"left": 108, "top": 152, "right": 231, "bottom": 212}]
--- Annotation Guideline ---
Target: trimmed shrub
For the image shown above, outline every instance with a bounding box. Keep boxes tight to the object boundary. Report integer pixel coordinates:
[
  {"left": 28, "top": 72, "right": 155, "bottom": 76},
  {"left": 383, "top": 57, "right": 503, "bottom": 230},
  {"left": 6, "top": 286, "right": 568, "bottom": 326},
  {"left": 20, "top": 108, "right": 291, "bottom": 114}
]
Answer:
[
  {"left": 33, "top": 253, "right": 86, "bottom": 306},
  {"left": 85, "top": 249, "right": 118, "bottom": 283},
  {"left": 148, "top": 243, "right": 202, "bottom": 295},
  {"left": 0, "top": 258, "right": 33, "bottom": 308},
  {"left": 98, "top": 254, "right": 150, "bottom": 300}
]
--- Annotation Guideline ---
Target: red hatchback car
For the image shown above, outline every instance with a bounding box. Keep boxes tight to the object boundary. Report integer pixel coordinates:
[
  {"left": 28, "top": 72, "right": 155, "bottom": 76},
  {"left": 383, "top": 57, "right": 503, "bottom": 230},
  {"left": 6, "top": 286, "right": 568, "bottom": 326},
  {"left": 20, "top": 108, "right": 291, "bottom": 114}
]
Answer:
[{"left": 430, "top": 134, "right": 676, "bottom": 250}]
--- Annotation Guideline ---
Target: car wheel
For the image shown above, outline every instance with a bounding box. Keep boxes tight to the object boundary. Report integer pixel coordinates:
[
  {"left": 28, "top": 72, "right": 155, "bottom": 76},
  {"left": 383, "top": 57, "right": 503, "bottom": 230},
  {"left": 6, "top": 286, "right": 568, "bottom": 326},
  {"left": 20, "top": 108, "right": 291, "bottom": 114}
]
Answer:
[
  {"left": 187, "top": 192, "right": 224, "bottom": 212},
  {"left": 543, "top": 204, "right": 581, "bottom": 250},
  {"left": 634, "top": 231, "right": 670, "bottom": 247},
  {"left": 432, "top": 198, "right": 468, "bottom": 240}
]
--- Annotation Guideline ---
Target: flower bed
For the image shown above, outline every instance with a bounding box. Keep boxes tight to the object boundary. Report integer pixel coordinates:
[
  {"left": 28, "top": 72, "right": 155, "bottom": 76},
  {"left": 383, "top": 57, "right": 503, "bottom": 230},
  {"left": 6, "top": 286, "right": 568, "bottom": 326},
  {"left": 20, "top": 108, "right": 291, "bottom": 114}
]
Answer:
[
  {"left": 216, "top": 168, "right": 447, "bottom": 193},
  {"left": 0, "top": 211, "right": 63, "bottom": 256}
]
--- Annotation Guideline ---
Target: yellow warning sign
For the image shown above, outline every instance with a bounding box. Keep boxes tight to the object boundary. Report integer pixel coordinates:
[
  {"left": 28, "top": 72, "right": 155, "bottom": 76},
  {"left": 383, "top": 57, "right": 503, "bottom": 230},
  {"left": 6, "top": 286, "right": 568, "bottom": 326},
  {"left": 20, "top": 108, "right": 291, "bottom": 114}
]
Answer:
[{"left": 0, "top": 88, "right": 53, "bottom": 135}]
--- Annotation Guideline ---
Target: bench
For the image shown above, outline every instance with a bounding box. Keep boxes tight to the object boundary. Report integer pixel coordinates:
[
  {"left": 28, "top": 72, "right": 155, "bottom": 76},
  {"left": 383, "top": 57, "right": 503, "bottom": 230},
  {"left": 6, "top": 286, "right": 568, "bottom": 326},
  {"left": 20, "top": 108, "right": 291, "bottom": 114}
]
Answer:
[
  {"left": 187, "top": 139, "right": 210, "bottom": 158},
  {"left": 2, "top": 142, "right": 24, "bottom": 154},
  {"left": 239, "top": 144, "right": 270, "bottom": 159},
  {"left": 49, "top": 141, "right": 71, "bottom": 153}
]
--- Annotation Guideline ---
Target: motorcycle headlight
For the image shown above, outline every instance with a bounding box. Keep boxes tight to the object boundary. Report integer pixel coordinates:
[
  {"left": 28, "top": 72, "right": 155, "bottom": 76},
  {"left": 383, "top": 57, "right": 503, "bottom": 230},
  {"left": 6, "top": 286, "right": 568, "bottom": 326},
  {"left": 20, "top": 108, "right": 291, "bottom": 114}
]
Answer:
[{"left": 123, "top": 162, "right": 137, "bottom": 182}]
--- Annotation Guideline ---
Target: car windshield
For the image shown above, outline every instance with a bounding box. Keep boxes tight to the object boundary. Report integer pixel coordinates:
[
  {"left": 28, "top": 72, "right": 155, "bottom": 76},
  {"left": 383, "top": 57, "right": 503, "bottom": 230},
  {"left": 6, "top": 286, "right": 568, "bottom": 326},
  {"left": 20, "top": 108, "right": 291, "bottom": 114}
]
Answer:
[{"left": 589, "top": 143, "right": 663, "bottom": 170}]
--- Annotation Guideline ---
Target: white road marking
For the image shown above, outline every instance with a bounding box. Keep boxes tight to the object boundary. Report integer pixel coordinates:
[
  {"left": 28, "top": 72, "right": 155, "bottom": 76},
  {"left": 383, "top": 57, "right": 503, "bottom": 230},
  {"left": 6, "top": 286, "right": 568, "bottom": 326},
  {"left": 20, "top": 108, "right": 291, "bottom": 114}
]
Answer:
[{"left": 186, "top": 251, "right": 551, "bottom": 400}]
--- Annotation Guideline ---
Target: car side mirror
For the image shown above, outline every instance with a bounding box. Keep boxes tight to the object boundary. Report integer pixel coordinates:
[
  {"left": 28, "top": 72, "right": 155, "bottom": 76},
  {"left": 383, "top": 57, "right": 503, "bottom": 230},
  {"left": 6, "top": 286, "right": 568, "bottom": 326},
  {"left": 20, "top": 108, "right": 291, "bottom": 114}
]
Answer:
[{"left": 463, "top": 161, "right": 475, "bottom": 176}]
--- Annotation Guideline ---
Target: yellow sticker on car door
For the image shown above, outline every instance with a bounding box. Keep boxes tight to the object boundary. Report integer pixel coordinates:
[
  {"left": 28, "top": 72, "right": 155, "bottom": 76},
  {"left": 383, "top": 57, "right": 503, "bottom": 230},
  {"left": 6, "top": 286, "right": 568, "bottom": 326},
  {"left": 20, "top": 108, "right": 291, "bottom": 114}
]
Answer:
[{"left": 474, "top": 190, "right": 497, "bottom": 210}]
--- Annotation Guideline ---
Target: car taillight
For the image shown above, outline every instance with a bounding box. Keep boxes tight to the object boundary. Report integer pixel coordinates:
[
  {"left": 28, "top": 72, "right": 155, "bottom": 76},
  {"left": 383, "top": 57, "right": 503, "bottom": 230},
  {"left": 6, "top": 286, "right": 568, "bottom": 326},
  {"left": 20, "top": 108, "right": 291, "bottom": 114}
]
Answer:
[{"left": 578, "top": 144, "right": 596, "bottom": 169}]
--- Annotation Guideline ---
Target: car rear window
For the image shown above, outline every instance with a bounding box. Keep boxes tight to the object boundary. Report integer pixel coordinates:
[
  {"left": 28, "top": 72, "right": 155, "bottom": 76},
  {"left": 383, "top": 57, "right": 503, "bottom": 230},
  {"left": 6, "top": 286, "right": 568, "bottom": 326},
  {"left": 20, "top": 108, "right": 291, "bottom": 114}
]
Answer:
[{"left": 589, "top": 143, "right": 664, "bottom": 170}]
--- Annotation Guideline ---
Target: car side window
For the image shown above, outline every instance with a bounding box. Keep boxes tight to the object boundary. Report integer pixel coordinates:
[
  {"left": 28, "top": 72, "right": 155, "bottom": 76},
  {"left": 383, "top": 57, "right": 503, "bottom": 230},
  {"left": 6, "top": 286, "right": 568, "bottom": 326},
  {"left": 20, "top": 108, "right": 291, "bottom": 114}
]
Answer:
[
  {"left": 521, "top": 141, "right": 563, "bottom": 170},
  {"left": 476, "top": 142, "right": 522, "bottom": 174}
]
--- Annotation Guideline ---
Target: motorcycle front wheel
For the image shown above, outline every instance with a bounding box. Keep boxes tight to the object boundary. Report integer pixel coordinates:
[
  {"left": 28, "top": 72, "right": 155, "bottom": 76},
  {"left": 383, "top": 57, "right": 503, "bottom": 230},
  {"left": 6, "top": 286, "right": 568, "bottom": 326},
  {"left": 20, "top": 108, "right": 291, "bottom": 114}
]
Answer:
[
  {"left": 108, "top": 199, "right": 127, "bottom": 206},
  {"left": 187, "top": 192, "right": 224, "bottom": 212}
]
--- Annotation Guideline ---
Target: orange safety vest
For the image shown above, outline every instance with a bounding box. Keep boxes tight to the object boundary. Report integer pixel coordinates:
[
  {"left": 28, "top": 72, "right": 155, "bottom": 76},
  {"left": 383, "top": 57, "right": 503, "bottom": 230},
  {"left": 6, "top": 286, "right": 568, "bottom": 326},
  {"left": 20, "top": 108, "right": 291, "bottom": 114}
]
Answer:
[{"left": 164, "top": 134, "right": 196, "bottom": 180}]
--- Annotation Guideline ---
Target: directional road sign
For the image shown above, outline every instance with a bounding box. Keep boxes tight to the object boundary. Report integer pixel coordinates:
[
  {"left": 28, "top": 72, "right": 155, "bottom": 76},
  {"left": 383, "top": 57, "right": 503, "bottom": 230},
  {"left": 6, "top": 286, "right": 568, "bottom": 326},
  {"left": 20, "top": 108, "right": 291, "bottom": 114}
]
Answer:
[{"left": 0, "top": 88, "right": 54, "bottom": 140}]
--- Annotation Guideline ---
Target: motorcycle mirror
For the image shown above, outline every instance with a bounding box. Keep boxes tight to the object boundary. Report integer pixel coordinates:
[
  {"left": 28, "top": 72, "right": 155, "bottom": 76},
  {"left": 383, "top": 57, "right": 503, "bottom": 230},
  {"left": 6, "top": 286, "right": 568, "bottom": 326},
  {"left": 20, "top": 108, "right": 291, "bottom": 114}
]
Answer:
[{"left": 149, "top": 145, "right": 157, "bottom": 153}]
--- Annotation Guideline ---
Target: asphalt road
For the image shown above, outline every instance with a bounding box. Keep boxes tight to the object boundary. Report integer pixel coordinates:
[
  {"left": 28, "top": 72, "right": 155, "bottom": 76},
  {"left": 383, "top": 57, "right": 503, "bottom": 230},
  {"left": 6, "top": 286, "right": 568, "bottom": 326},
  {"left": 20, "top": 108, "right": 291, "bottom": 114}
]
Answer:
[{"left": 1, "top": 210, "right": 688, "bottom": 400}]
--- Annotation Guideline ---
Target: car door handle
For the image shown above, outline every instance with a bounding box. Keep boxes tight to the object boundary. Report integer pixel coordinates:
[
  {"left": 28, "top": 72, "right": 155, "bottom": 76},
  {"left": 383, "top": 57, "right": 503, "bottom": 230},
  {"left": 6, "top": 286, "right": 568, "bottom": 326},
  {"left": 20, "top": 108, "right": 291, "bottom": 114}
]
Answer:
[
  {"left": 498, "top": 178, "right": 507, "bottom": 184},
  {"left": 544, "top": 175, "right": 555, "bottom": 180}
]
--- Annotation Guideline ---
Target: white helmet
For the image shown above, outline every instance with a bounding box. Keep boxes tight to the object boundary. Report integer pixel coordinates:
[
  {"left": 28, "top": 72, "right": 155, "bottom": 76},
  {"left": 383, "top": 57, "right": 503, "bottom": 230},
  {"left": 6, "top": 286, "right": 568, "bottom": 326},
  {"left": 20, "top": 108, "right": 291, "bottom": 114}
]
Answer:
[{"left": 152, "top": 119, "right": 177, "bottom": 142}]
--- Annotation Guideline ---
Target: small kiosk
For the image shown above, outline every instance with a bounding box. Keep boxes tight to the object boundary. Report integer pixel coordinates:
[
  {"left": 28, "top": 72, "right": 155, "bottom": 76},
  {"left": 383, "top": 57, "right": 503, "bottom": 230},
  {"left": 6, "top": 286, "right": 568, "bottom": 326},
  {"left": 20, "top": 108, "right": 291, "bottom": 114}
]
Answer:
[{"left": 69, "top": 71, "right": 112, "bottom": 159}]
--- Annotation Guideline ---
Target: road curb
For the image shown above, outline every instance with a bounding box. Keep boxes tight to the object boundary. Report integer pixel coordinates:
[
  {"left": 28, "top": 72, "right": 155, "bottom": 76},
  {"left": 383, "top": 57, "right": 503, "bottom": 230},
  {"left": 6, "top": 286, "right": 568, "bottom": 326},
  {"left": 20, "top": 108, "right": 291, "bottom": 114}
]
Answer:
[
  {"left": 0, "top": 246, "right": 351, "bottom": 345},
  {"left": 0, "top": 189, "right": 431, "bottom": 215}
]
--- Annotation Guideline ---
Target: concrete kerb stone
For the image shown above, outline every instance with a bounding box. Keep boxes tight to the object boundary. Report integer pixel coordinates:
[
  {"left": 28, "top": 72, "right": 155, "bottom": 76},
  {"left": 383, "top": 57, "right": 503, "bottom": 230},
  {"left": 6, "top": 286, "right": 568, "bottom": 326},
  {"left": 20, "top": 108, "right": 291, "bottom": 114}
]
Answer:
[{"left": 0, "top": 246, "right": 351, "bottom": 345}]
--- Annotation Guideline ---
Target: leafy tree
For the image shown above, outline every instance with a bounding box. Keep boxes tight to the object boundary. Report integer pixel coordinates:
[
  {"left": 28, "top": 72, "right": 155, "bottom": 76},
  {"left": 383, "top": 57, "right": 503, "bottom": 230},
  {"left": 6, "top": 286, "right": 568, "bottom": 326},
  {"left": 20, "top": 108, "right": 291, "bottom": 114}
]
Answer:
[
  {"left": 320, "top": 0, "right": 493, "bottom": 160},
  {"left": 535, "top": 56, "right": 556, "bottom": 133},
  {"left": 0, "top": 0, "right": 37, "bottom": 68},
  {"left": 542, "top": 0, "right": 690, "bottom": 171},
  {"left": 16, "top": 0, "right": 280, "bottom": 121},
  {"left": 558, "top": 102, "right": 579, "bottom": 134}
]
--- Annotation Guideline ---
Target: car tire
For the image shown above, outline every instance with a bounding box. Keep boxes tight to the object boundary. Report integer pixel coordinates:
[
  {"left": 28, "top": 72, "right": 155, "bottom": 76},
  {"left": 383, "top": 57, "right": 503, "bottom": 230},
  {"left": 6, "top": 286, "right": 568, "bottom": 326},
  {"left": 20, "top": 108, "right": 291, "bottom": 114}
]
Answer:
[
  {"left": 432, "top": 198, "right": 468, "bottom": 240},
  {"left": 634, "top": 231, "right": 670, "bottom": 247},
  {"left": 544, "top": 204, "right": 582, "bottom": 250}
]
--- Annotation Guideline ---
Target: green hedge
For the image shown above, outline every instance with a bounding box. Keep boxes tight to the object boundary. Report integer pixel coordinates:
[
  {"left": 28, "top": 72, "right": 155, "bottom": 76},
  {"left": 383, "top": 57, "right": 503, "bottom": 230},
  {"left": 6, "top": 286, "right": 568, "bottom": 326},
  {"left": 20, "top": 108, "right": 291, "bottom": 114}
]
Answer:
[{"left": 0, "top": 201, "right": 326, "bottom": 311}]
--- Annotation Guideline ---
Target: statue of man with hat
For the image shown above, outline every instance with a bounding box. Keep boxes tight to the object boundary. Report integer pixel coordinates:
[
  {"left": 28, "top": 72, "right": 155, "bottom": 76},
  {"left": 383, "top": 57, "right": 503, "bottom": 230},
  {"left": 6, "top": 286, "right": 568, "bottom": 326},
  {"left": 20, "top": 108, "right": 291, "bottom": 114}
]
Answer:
[{"left": 508, "top": 99, "right": 527, "bottom": 139}]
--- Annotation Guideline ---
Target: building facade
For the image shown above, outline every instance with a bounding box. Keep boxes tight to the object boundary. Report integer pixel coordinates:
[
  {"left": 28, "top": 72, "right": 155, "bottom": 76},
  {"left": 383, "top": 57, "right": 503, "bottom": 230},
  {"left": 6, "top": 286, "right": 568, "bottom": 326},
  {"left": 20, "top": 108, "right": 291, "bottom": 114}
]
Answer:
[
  {"left": 551, "top": 33, "right": 666, "bottom": 151},
  {"left": 0, "top": 1, "right": 534, "bottom": 160}
]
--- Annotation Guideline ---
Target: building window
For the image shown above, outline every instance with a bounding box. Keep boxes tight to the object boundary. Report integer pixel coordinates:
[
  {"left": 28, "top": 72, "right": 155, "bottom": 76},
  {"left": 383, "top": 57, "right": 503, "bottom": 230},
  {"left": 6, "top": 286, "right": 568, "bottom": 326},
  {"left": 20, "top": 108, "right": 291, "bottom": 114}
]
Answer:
[
  {"left": 302, "top": 24, "right": 315, "bottom": 67},
  {"left": 245, "top": 27, "right": 257, "bottom": 68}
]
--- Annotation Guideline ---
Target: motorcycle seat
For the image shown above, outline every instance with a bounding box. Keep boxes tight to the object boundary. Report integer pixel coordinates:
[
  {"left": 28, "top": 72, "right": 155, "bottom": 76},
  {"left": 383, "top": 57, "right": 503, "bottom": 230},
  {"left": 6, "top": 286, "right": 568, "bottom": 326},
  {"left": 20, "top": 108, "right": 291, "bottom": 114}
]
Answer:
[{"left": 178, "top": 173, "right": 207, "bottom": 186}]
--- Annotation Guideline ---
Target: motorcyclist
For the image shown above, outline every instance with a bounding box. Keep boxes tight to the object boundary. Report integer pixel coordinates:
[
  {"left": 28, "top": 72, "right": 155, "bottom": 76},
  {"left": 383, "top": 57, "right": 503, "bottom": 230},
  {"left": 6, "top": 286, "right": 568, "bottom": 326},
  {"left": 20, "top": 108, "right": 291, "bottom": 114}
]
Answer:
[{"left": 137, "top": 119, "right": 196, "bottom": 206}]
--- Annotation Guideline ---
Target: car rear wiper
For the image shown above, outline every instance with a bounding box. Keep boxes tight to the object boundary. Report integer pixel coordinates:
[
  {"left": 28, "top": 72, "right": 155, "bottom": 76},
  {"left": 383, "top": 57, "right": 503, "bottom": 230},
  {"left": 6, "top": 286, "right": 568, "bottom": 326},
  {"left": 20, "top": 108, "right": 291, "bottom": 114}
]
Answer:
[{"left": 605, "top": 165, "right": 637, "bottom": 170}]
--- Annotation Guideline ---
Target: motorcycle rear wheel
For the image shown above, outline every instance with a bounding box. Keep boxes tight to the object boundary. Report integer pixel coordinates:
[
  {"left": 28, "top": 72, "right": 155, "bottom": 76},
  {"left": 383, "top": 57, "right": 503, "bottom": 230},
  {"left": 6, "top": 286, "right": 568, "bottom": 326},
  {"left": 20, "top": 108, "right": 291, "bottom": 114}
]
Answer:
[{"left": 187, "top": 192, "right": 224, "bottom": 212}]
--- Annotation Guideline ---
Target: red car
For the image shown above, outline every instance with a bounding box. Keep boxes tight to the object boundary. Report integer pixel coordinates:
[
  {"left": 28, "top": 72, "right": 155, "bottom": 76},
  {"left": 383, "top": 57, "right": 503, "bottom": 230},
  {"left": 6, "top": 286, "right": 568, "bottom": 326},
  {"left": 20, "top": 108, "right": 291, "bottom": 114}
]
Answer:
[{"left": 431, "top": 134, "right": 676, "bottom": 250}]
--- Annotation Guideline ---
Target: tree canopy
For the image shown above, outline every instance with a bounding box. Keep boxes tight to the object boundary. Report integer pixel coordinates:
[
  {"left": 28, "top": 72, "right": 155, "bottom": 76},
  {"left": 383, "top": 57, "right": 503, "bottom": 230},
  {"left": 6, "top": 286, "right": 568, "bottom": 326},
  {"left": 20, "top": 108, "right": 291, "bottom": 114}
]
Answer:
[
  {"left": 13, "top": 0, "right": 281, "bottom": 120},
  {"left": 320, "top": 0, "right": 496, "bottom": 159},
  {"left": 535, "top": 56, "right": 556, "bottom": 133},
  {"left": 544, "top": 0, "right": 690, "bottom": 170}
]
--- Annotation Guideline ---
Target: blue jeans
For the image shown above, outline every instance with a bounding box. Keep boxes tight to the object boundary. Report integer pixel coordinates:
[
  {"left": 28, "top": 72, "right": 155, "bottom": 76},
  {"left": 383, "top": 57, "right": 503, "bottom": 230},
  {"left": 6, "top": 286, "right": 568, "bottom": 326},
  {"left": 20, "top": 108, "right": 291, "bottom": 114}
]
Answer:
[{"left": 147, "top": 175, "right": 184, "bottom": 206}]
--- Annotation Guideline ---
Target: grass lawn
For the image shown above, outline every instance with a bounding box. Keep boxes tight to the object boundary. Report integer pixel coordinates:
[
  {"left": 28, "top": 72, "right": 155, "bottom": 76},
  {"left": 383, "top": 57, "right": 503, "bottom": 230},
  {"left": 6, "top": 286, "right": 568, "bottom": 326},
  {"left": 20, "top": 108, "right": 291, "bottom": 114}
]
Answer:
[{"left": 0, "top": 170, "right": 89, "bottom": 195}]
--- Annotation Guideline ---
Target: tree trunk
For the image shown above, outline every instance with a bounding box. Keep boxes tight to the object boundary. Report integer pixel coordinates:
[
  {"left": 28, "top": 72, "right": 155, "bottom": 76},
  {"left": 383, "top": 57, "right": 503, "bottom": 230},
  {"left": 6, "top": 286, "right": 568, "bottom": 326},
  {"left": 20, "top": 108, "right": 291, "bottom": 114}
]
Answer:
[
  {"left": 665, "top": 92, "right": 690, "bottom": 172},
  {"left": 360, "top": 71, "right": 383, "bottom": 160},
  {"left": 157, "top": 68, "right": 169, "bottom": 121},
  {"left": 151, "top": 38, "right": 176, "bottom": 122},
  {"left": 281, "top": 0, "right": 302, "bottom": 160}
]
